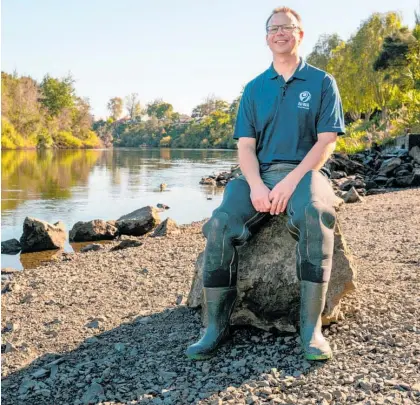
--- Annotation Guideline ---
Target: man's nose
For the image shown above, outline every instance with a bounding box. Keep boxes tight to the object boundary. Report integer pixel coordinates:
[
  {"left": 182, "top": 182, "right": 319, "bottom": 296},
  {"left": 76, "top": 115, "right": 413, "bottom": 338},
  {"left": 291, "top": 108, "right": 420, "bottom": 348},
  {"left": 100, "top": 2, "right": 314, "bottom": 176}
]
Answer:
[{"left": 275, "top": 31, "right": 287, "bottom": 38}]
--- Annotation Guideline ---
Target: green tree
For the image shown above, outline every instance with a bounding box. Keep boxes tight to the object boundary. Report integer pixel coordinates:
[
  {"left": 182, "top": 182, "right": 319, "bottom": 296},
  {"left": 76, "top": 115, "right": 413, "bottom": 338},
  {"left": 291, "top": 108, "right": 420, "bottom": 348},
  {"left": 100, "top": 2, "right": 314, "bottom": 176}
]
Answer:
[
  {"left": 146, "top": 99, "right": 174, "bottom": 120},
  {"left": 107, "top": 97, "right": 124, "bottom": 120},
  {"left": 125, "top": 93, "right": 142, "bottom": 119},
  {"left": 328, "top": 12, "right": 403, "bottom": 122},
  {"left": 306, "top": 33, "right": 342, "bottom": 71},
  {"left": 2, "top": 71, "right": 100, "bottom": 149},
  {"left": 40, "top": 74, "right": 75, "bottom": 116}
]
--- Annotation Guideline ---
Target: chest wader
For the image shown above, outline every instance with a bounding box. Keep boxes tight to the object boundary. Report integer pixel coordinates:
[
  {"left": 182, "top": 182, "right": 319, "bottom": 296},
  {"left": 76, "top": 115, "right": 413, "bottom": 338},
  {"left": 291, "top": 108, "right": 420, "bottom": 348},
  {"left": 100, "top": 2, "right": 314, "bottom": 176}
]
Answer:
[{"left": 185, "top": 166, "right": 336, "bottom": 361}]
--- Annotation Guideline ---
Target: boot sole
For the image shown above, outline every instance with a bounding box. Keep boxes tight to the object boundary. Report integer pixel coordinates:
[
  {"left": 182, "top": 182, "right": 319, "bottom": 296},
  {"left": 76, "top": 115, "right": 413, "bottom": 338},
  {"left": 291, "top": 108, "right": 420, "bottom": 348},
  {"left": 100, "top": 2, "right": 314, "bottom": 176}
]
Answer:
[
  {"left": 304, "top": 351, "right": 333, "bottom": 361},
  {"left": 185, "top": 328, "right": 231, "bottom": 360},
  {"left": 186, "top": 350, "right": 217, "bottom": 361}
]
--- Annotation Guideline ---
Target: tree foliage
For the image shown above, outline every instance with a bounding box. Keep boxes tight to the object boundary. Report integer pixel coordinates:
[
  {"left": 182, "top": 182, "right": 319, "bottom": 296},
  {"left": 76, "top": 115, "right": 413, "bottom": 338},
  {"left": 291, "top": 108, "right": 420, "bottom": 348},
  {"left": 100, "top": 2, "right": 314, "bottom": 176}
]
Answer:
[
  {"left": 40, "top": 74, "right": 75, "bottom": 116},
  {"left": 107, "top": 97, "right": 124, "bottom": 120},
  {"left": 1, "top": 71, "right": 101, "bottom": 149},
  {"left": 306, "top": 33, "right": 342, "bottom": 71},
  {"left": 125, "top": 93, "right": 142, "bottom": 119},
  {"left": 146, "top": 99, "right": 174, "bottom": 120}
]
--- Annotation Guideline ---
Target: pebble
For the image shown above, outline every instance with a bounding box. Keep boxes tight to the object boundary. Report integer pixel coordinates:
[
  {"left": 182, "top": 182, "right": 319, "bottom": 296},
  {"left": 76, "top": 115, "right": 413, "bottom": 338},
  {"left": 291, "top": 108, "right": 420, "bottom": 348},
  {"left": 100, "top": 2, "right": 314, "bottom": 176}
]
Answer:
[
  {"left": 85, "top": 319, "right": 100, "bottom": 329},
  {"left": 32, "top": 368, "right": 49, "bottom": 379}
]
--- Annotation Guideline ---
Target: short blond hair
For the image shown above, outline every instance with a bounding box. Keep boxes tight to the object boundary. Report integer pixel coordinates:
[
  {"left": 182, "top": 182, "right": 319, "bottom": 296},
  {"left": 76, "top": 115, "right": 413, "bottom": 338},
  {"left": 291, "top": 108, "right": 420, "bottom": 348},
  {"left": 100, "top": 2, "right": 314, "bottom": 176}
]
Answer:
[{"left": 265, "top": 6, "right": 303, "bottom": 31}]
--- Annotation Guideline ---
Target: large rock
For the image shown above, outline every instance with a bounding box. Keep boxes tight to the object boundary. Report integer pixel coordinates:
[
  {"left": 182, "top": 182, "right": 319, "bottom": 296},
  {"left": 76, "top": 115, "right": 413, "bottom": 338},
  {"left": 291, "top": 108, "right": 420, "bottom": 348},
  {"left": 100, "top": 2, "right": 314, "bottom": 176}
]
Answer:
[
  {"left": 69, "top": 220, "right": 118, "bottom": 242},
  {"left": 409, "top": 146, "right": 420, "bottom": 165},
  {"left": 187, "top": 215, "right": 356, "bottom": 332},
  {"left": 20, "top": 217, "right": 66, "bottom": 253},
  {"left": 327, "top": 154, "right": 366, "bottom": 175},
  {"left": 395, "top": 168, "right": 420, "bottom": 187},
  {"left": 116, "top": 206, "right": 160, "bottom": 236},
  {"left": 1, "top": 239, "right": 22, "bottom": 254},
  {"left": 150, "top": 218, "right": 180, "bottom": 237},
  {"left": 378, "top": 157, "right": 402, "bottom": 176}
]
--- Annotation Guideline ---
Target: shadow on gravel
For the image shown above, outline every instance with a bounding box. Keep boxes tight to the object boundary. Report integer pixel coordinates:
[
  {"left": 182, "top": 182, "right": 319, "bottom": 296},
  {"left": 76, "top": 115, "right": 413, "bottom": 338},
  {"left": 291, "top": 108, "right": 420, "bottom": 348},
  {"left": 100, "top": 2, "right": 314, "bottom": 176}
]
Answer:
[{"left": 2, "top": 306, "right": 329, "bottom": 405}]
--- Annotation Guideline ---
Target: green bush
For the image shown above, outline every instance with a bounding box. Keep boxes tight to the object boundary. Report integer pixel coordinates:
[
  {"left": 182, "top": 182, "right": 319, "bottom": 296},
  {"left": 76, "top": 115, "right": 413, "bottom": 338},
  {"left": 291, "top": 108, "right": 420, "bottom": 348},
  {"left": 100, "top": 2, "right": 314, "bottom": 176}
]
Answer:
[
  {"left": 36, "top": 128, "right": 54, "bottom": 148},
  {"left": 1, "top": 118, "right": 27, "bottom": 149},
  {"left": 53, "top": 131, "right": 83, "bottom": 148}
]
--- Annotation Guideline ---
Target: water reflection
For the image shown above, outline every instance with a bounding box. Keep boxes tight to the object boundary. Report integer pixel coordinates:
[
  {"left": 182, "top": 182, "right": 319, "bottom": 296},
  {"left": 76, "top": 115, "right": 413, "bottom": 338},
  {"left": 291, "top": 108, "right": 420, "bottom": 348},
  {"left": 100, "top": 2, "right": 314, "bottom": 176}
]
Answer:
[
  {"left": 19, "top": 249, "right": 64, "bottom": 270},
  {"left": 1, "top": 148, "right": 238, "bottom": 270},
  {"left": 2, "top": 149, "right": 102, "bottom": 212}
]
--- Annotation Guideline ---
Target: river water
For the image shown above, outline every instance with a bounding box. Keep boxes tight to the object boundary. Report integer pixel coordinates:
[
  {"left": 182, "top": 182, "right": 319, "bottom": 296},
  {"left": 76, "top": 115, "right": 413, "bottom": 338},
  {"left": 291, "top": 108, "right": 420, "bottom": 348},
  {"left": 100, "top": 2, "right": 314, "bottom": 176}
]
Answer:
[{"left": 1, "top": 148, "right": 238, "bottom": 270}]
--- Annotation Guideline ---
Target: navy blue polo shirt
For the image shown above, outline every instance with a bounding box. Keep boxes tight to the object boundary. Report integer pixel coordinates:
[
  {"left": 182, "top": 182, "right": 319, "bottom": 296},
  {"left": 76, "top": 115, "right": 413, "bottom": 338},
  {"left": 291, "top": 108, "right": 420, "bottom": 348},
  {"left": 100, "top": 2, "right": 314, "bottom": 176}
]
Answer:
[{"left": 233, "top": 58, "right": 345, "bottom": 167}]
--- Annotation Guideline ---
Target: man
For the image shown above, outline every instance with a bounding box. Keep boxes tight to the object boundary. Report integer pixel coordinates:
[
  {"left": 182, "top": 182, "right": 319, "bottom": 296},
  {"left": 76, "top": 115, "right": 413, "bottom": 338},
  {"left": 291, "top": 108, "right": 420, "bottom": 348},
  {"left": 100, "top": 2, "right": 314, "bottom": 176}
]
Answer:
[{"left": 186, "top": 6, "right": 345, "bottom": 361}]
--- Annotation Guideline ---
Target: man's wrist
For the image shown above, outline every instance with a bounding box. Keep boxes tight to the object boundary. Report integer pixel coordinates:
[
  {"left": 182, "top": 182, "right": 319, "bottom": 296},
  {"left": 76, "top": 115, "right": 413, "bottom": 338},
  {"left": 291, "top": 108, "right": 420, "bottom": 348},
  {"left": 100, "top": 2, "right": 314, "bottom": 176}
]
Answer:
[
  {"left": 285, "top": 171, "right": 301, "bottom": 188},
  {"left": 248, "top": 177, "right": 264, "bottom": 188}
]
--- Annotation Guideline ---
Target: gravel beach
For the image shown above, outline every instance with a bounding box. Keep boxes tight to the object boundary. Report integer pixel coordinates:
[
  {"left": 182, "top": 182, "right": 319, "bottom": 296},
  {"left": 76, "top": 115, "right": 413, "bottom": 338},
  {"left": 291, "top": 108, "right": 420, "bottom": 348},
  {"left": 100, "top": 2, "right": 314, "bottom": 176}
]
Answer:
[{"left": 1, "top": 188, "right": 420, "bottom": 405}]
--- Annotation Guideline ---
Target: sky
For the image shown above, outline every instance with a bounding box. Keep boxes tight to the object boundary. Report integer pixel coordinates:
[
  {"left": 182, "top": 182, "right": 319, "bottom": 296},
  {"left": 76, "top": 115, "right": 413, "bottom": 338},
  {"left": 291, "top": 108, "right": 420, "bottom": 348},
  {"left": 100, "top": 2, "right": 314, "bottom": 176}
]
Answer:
[{"left": 1, "top": 0, "right": 418, "bottom": 119}]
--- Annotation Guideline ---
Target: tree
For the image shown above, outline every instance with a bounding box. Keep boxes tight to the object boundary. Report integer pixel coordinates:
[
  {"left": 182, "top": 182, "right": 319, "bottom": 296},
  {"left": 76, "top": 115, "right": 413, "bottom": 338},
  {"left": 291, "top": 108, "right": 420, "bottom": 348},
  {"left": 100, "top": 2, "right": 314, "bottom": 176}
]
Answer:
[
  {"left": 125, "top": 93, "right": 142, "bottom": 119},
  {"left": 191, "top": 95, "right": 229, "bottom": 118},
  {"left": 1, "top": 71, "right": 100, "bottom": 149},
  {"left": 107, "top": 97, "right": 124, "bottom": 120},
  {"left": 328, "top": 12, "right": 403, "bottom": 122},
  {"left": 306, "top": 33, "right": 342, "bottom": 71},
  {"left": 146, "top": 99, "right": 174, "bottom": 120},
  {"left": 229, "top": 94, "right": 242, "bottom": 125},
  {"left": 40, "top": 74, "right": 75, "bottom": 116}
]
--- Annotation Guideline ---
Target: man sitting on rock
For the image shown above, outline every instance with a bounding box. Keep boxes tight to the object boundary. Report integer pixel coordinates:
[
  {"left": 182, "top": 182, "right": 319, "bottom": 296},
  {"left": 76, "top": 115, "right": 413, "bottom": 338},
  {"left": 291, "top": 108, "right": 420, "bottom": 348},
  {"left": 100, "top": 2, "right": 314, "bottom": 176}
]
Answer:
[{"left": 186, "top": 6, "right": 345, "bottom": 361}]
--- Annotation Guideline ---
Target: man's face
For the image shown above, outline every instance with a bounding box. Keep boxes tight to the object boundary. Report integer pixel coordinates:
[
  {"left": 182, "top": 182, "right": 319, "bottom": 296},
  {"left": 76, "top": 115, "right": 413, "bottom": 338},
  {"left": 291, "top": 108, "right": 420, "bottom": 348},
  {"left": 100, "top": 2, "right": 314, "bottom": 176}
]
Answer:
[{"left": 265, "top": 12, "right": 304, "bottom": 56}]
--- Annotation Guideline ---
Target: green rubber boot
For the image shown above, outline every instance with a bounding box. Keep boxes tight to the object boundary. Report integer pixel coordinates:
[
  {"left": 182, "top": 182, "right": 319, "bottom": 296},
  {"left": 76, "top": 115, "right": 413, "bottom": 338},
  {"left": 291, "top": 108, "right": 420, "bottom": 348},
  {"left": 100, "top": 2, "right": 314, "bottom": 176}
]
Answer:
[
  {"left": 300, "top": 281, "right": 333, "bottom": 361},
  {"left": 186, "top": 286, "right": 237, "bottom": 360}
]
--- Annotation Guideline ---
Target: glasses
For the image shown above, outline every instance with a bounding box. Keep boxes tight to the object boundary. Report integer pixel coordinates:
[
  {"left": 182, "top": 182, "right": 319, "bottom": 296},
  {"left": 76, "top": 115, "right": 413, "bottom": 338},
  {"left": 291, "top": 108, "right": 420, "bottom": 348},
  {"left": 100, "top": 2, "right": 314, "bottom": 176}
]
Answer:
[{"left": 266, "top": 24, "right": 300, "bottom": 34}]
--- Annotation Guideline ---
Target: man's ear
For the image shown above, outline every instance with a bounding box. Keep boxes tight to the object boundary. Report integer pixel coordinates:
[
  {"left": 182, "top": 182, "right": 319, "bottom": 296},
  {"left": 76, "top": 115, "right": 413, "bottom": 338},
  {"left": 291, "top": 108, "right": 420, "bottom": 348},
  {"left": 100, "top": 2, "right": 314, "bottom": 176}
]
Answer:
[{"left": 298, "top": 30, "right": 305, "bottom": 43}]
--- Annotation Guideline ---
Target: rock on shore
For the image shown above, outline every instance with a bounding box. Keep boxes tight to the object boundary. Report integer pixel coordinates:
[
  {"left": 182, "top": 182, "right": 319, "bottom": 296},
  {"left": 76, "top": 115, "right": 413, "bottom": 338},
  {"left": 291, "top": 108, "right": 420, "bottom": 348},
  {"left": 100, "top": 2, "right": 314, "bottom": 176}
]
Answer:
[{"left": 19, "top": 217, "right": 66, "bottom": 253}]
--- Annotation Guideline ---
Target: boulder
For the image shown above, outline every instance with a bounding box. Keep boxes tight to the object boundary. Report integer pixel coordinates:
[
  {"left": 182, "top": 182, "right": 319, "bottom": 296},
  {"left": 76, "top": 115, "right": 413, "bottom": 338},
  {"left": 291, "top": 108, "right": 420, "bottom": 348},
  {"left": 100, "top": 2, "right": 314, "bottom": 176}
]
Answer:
[
  {"left": 365, "top": 180, "right": 378, "bottom": 190},
  {"left": 378, "top": 157, "right": 402, "bottom": 176},
  {"left": 339, "top": 178, "right": 366, "bottom": 191},
  {"left": 395, "top": 168, "right": 420, "bottom": 187},
  {"left": 20, "top": 217, "right": 66, "bottom": 253},
  {"left": 116, "top": 206, "right": 160, "bottom": 236},
  {"left": 1, "top": 239, "right": 22, "bottom": 254},
  {"left": 110, "top": 239, "right": 143, "bottom": 251},
  {"left": 372, "top": 175, "right": 389, "bottom": 186},
  {"left": 199, "top": 177, "right": 217, "bottom": 186},
  {"left": 331, "top": 171, "right": 347, "bottom": 179},
  {"left": 150, "top": 218, "right": 180, "bottom": 237},
  {"left": 187, "top": 215, "right": 356, "bottom": 332},
  {"left": 343, "top": 187, "right": 364, "bottom": 203},
  {"left": 80, "top": 244, "right": 103, "bottom": 253},
  {"left": 413, "top": 168, "right": 420, "bottom": 185},
  {"left": 409, "top": 146, "right": 420, "bottom": 165},
  {"left": 69, "top": 220, "right": 118, "bottom": 242},
  {"left": 327, "top": 154, "right": 366, "bottom": 175}
]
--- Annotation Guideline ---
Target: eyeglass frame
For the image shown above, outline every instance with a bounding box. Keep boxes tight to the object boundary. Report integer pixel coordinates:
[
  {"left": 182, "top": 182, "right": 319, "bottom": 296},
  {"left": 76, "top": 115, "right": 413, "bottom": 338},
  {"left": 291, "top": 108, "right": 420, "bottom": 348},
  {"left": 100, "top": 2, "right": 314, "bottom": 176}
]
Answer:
[{"left": 266, "top": 24, "right": 301, "bottom": 35}]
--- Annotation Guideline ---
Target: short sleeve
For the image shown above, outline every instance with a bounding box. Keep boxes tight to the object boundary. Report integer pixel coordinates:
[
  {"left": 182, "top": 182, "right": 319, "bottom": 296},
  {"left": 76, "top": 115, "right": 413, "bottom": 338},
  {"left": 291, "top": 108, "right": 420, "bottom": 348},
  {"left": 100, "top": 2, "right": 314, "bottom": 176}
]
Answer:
[
  {"left": 316, "top": 75, "right": 345, "bottom": 136},
  {"left": 233, "top": 84, "right": 256, "bottom": 139}
]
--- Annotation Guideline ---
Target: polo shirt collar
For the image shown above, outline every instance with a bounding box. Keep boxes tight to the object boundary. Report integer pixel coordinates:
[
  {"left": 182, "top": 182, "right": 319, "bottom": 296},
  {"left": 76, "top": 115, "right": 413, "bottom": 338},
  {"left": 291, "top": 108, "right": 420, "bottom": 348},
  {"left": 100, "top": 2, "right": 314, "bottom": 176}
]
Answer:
[{"left": 267, "top": 57, "right": 308, "bottom": 81}]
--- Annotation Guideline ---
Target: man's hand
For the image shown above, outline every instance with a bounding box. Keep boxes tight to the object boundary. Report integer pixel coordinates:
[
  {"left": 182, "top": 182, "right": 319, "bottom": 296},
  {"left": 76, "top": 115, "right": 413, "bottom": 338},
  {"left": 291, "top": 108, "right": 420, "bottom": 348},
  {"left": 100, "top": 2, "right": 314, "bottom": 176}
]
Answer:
[
  {"left": 250, "top": 183, "right": 272, "bottom": 212},
  {"left": 268, "top": 176, "right": 297, "bottom": 215}
]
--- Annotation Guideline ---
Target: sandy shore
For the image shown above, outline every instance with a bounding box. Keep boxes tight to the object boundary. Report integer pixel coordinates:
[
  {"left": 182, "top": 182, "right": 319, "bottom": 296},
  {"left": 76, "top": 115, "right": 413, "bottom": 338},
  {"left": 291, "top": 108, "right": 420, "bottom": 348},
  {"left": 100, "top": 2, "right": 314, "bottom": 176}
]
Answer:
[{"left": 1, "top": 188, "right": 420, "bottom": 405}]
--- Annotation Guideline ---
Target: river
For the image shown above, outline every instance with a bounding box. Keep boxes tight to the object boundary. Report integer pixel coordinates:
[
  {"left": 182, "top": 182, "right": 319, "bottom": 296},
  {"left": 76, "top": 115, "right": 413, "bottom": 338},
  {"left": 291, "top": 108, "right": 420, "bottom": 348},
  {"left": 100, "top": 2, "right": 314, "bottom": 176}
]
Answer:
[{"left": 1, "top": 148, "right": 238, "bottom": 270}]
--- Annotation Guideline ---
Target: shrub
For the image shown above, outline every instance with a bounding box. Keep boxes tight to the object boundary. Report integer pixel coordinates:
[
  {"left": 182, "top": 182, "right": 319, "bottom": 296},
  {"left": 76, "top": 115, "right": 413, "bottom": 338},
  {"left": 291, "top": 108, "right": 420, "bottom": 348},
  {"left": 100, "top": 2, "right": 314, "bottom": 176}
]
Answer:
[
  {"left": 53, "top": 131, "right": 83, "bottom": 148},
  {"left": 1, "top": 118, "right": 26, "bottom": 149}
]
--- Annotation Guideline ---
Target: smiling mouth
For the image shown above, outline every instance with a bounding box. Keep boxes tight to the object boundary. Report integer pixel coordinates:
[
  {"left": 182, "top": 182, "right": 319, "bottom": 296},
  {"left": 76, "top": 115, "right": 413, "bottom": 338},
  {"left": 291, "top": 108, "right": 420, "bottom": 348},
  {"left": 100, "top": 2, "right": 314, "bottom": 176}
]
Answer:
[{"left": 275, "top": 40, "right": 288, "bottom": 44}]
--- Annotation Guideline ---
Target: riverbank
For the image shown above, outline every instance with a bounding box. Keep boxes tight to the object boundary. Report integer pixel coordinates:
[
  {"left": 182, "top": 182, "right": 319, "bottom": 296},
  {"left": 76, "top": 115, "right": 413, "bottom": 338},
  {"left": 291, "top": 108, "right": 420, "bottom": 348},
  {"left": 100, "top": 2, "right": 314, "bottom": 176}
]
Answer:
[{"left": 2, "top": 188, "right": 420, "bottom": 405}]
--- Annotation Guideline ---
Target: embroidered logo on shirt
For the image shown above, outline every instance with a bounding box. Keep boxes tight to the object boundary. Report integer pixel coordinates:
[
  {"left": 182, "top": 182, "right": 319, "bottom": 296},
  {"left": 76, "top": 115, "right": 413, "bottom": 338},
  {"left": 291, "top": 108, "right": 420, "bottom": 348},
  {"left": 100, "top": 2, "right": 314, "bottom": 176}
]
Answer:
[{"left": 298, "top": 91, "right": 311, "bottom": 109}]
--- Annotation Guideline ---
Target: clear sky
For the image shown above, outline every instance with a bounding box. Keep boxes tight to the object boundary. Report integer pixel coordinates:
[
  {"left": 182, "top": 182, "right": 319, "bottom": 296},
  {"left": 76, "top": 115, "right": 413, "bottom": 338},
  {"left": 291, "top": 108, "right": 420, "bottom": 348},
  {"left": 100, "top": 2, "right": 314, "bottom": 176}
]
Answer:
[{"left": 2, "top": 0, "right": 418, "bottom": 119}]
